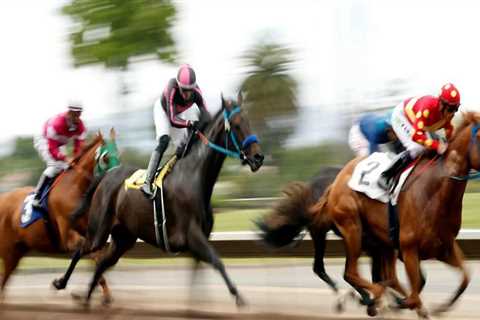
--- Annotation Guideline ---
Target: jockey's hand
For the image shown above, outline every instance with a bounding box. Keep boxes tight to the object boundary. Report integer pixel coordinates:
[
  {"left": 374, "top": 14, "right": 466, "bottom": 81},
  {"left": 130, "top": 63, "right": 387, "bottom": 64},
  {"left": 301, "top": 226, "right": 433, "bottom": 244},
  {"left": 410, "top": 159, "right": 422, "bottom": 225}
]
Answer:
[
  {"left": 188, "top": 120, "right": 201, "bottom": 132},
  {"left": 437, "top": 140, "right": 448, "bottom": 155}
]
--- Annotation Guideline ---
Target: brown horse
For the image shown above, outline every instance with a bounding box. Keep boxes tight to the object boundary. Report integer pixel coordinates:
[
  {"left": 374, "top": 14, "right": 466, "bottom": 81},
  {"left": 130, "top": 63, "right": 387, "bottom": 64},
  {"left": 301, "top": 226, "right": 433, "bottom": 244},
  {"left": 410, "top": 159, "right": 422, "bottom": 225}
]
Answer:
[
  {"left": 0, "top": 130, "right": 119, "bottom": 303},
  {"left": 309, "top": 112, "right": 479, "bottom": 318},
  {"left": 257, "top": 167, "right": 411, "bottom": 313}
]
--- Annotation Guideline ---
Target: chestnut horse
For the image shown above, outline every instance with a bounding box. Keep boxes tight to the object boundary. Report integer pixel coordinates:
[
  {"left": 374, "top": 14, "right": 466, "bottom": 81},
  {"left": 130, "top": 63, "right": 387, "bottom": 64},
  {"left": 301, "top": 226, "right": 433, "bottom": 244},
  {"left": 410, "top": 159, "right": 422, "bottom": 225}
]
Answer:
[
  {"left": 309, "top": 112, "right": 480, "bottom": 318},
  {"left": 257, "top": 167, "right": 410, "bottom": 314},
  {"left": 0, "top": 130, "right": 119, "bottom": 303}
]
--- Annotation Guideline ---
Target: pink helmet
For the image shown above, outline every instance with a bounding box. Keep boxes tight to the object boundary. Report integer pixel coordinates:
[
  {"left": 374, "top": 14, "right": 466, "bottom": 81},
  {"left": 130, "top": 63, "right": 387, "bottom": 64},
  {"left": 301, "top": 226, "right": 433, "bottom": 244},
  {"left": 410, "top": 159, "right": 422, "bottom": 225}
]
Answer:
[
  {"left": 439, "top": 83, "right": 460, "bottom": 107},
  {"left": 176, "top": 64, "right": 196, "bottom": 90}
]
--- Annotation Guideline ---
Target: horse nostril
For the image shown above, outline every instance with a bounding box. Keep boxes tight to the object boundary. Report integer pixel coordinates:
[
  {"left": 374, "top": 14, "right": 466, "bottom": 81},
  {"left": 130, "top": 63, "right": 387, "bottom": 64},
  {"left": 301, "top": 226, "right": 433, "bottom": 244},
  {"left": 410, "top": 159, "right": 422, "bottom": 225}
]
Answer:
[{"left": 254, "top": 153, "right": 264, "bottom": 163}]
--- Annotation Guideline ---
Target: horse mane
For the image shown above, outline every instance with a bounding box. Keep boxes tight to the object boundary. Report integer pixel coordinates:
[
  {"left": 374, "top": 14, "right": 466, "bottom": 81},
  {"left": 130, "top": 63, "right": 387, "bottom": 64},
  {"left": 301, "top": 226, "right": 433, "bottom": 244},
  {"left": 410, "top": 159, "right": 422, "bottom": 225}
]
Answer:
[
  {"left": 71, "top": 134, "right": 103, "bottom": 163},
  {"left": 452, "top": 112, "right": 480, "bottom": 140}
]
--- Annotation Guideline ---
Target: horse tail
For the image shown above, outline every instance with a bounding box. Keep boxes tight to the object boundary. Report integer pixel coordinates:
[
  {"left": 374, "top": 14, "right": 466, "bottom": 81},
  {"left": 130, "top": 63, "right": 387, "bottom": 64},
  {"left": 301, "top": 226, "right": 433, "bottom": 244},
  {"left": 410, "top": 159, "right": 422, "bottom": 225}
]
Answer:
[
  {"left": 69, "top": 176, "right": 103, "bottom": 227},
  {"left": 308, "top": 184, "right": 333, "bottom": 229},
  {"left": 257, "top": 167, "right": 340, "bottom": 248},
  {"left": 257, "top": 182, "right": 313, "bottom": 248}
]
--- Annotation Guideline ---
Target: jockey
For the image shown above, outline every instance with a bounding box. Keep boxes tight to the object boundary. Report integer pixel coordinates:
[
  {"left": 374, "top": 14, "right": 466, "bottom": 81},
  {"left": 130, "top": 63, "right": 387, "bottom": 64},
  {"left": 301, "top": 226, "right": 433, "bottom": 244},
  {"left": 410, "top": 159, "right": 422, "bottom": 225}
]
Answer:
[
  {"left": 348, "top": 112, "right": 402, "bottom": 157},
  {"left": 377, "top": 83, "right": 460, "bottom": 190},
  {"left": 32, "top": 101, "right": 86, "bottom": 208},
  {"left": 140, "top": 64, "right": 211, "bottom": 198}
]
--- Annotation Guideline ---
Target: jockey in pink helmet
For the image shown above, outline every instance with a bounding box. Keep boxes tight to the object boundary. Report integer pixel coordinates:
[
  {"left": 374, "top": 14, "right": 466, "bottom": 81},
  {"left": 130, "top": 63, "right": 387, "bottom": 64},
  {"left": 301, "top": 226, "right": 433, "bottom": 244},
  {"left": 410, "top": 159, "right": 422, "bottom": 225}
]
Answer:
[
  {"left": 32, "top": 102, "right": 86, "bottom": 208},
  {"left": 141, "top": 64, "right": 211, "bottom": 197}
]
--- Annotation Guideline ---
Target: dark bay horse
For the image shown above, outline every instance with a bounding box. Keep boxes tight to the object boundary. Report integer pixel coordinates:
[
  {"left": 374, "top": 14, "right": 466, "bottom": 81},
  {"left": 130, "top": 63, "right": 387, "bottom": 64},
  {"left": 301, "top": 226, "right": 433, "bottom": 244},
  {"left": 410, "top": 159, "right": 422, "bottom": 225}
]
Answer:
[
  {"left": 308, "top": 112, "right": 480, "bottom": 318},
  {"left": 257, "top": 167, "right": 409, "bottom": 314},
  {"left": 0, "top": 130, "right": 120, "bottom": 302},
  {"left": 54, "top": 94, "right": 264, "bottom": 306}
]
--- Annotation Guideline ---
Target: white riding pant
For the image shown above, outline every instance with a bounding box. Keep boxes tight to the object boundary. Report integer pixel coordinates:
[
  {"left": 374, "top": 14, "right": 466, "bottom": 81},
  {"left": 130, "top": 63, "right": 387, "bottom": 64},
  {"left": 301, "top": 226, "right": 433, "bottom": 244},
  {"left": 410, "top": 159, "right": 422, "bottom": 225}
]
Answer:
[
  {"left": 153, "top": 98, "right": 200, "bottom": 147},
  {"left": 390, "top": 102, "right": 429, "bottom": 158},
  {"left": 348, "top": 124, "right": 369, "bottom": 157},
  {"left": 33, "top": 136, "right": 69, "bottom": 178}
]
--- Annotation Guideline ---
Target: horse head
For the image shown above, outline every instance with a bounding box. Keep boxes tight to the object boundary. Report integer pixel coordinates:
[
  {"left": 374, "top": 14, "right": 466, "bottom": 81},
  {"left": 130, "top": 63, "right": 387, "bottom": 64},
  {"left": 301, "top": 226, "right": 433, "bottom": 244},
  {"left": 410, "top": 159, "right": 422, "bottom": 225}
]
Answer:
[
  {"left": 218, "top": 91, "right": 264, "bottom": 171},
  {"left": 70, "top": 128, "right": 120, "bottom": 178}
]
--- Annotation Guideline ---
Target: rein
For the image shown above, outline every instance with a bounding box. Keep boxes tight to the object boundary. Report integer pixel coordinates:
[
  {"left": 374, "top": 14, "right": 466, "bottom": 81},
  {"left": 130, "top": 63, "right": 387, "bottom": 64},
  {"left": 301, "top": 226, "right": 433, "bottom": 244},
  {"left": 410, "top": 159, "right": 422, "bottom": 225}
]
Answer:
[{"left": 196, "top": 106, "right": 258, "bottom": 159}]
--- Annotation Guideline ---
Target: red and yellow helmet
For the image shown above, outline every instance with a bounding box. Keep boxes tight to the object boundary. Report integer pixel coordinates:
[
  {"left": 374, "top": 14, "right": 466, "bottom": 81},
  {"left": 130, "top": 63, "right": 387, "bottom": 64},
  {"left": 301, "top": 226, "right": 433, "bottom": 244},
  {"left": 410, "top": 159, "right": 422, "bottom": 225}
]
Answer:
[{"left": 439, "top": 83, "right": 460, "bottom": 107}]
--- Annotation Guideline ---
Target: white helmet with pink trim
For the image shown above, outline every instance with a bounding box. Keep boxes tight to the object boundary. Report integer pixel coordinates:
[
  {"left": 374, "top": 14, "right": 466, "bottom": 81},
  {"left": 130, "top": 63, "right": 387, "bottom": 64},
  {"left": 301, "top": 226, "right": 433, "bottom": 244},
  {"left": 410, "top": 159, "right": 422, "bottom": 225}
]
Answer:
[{"left": 176, "top": 64, "right": 197, "bottom": 90}]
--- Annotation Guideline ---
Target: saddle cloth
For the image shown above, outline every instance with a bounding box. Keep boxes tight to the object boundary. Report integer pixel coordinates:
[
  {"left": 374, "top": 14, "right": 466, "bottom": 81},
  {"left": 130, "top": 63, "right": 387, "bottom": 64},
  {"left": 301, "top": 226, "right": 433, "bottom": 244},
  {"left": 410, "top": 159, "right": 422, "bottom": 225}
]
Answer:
[
  {"left": 348, "top": 152, "right": 413, "bottom": 205},
  {"left": 124, "top": 155, "right": 177, "bottom": 191},
  {"left": 20, "top": 187, "right": 50, "bottom": 228}
]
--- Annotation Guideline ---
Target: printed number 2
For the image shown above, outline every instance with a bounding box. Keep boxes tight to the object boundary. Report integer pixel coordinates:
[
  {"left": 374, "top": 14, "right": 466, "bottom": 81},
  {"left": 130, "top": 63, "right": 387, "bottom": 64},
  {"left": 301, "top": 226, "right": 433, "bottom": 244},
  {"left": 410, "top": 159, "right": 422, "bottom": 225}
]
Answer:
[{"left": 359, "top": 161, "right": 380, "bottom": 186}]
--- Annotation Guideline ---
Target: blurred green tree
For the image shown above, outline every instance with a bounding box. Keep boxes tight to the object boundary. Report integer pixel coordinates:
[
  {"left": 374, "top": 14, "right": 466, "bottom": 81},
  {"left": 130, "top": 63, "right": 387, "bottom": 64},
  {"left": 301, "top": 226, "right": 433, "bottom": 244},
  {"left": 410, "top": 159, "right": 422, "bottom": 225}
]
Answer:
[
  {"left": 61, "top": 0, "right": 177, "bottom": 69},
  {"left": 239, "top": 42, "right": 299, "bottom": 160}
]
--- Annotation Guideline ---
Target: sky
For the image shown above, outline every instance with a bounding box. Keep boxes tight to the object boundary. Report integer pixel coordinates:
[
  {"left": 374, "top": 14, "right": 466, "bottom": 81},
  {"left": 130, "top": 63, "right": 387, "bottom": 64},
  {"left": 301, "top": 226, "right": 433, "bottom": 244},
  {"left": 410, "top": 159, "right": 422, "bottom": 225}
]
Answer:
[{"left": 1, "top": 0, "right": 480, "bottom": 149}]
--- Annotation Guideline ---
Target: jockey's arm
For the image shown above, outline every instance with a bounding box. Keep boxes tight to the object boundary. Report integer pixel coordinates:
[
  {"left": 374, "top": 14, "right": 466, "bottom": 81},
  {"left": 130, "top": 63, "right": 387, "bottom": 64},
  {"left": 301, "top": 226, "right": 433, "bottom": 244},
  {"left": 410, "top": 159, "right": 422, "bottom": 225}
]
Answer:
[
  {"left": 47, "top": 139, "right": 66, "bottom": 161},
  {"left": 167, "top": 89, "right": 190, "bottom": 128},
  {"left": 444, "top": 121, "right": 454, "bottom": 140}
]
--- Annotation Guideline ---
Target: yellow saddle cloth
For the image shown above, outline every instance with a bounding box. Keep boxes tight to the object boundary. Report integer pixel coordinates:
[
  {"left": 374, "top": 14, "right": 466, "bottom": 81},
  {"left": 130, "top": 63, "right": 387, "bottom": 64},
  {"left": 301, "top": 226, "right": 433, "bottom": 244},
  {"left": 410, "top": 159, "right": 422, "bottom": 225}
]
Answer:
[{"left": 124, "top": 156, "right": 177, "bottom": 190}]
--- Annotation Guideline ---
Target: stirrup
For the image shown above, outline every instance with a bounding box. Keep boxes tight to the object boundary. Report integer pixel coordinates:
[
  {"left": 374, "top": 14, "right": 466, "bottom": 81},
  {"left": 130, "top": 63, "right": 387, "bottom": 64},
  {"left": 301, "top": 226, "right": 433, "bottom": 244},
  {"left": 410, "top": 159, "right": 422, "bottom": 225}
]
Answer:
[
  {"left": 31, "top": 198, "right": 42, "bottom": 209},
  {"left": 140, "top": 183, "right": 156, "bottom": 199}
]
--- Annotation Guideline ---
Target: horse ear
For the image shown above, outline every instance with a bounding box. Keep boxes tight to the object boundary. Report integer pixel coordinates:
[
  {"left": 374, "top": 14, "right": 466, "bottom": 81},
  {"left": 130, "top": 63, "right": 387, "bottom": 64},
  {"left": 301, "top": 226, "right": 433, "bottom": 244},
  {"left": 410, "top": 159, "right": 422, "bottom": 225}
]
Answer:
[
  {"left": 237, "top": 90, "right": 243, "bottom": 106},
  {"left": 110, "top": 127, "right": 116, "bottom": 140},
  {"left": 221, "top": 92, "right": 226, "bottom": 109}
]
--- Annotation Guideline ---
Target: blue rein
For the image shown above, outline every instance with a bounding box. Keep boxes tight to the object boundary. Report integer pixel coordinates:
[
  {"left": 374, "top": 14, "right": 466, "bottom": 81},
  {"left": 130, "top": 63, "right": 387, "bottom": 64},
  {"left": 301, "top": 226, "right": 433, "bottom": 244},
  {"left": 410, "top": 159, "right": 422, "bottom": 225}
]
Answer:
[
  {"left": 450, "top": 123, "right": 480, "bottom": 181},
  {"left": 201, "top": 106, "right": 258, "bottom": 160}
]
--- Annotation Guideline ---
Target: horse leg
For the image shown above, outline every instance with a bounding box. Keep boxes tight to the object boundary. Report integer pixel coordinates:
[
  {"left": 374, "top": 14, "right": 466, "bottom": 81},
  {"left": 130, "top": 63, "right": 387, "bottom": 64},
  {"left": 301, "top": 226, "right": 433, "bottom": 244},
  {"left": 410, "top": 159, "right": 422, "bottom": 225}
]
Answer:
[
  {"left": 432, "top": 241, "right": 469, "bottom": 315},
  {"left": 52, "top": 248, "right": 83, "bottom": 290},
  {"left": 337, "top": 222, "right": 385, "bottom": 317},
  {"left": 187, "top": 223, "right": 245, "bottom": 307},
  {"left": 1, "top": 244, "right": 27, "bottom": 292},
  {"left": 311, "top": 230, "right": 338, "bottom": 292},
  {"left": 82, "top": 225, "right": 136, "bottom": 305},
  {"left": 91, "top": 250, "right": 113, "bottom": 306},
  {"left": 400, "top": 247, "right": 428, "bottom": 318}
]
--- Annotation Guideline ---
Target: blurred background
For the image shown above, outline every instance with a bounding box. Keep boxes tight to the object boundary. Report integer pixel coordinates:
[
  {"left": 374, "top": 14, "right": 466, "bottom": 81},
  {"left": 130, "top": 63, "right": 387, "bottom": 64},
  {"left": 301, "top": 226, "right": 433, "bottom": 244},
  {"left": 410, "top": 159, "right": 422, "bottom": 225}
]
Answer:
[{"left": 2, "top": 0, "right": 480, "bottom": 229}]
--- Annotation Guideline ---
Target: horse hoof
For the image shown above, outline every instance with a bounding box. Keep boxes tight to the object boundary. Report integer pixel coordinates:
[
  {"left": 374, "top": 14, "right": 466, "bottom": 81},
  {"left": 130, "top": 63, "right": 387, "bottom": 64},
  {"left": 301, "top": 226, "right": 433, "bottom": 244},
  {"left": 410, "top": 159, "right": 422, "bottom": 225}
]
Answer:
[
  {"left": 334, "top": 301, "right": 345, "bottom": 313},
  {"left": 52, "top": 278, "right": 66, "bottom": 290},
  {"left": 432, "top": 303, "right": 449, "bottom": 315},
  {"left": 102, "top": 295, "right": 114, "bottom": 307},
  {"left": 71, "top": 292, "right": 90, "bottom": 308},
  {"left": 417, "top": 307, "right": 429, "bottom": 319},
  {"left": 367, "top": 305, "right": 378, "bottom": 317},
  {"left": 235, "top": 294, "right": 247, "bottom": 308}
]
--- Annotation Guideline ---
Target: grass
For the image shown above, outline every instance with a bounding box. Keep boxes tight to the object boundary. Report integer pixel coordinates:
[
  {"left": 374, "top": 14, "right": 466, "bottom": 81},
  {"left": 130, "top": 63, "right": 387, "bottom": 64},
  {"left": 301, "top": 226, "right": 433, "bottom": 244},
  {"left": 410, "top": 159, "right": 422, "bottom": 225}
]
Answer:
[{"left": 214, "top": 192, "right": 480, "bottom": 232}]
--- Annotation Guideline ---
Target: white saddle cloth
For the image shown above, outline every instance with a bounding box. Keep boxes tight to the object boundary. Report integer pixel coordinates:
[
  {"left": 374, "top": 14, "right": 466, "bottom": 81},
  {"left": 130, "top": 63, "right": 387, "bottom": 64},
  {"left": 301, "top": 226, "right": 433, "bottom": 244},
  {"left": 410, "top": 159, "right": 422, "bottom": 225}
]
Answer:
[{"left": 348, "top": 152, "right": 413, "bottom": 205}]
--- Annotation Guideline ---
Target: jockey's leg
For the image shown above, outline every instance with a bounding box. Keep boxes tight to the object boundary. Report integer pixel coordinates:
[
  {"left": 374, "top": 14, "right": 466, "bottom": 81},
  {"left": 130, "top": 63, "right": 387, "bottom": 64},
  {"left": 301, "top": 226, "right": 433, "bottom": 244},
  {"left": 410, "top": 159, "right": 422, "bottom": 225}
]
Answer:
[
  {"left": 377, "top": 150, "right": 413, "bottom": 190},
  {"left": 140, "top": 135, "right": 170, "bottom": 198},
  {"left": 31, "top": 174, "right": 54, "bottom": 208}
]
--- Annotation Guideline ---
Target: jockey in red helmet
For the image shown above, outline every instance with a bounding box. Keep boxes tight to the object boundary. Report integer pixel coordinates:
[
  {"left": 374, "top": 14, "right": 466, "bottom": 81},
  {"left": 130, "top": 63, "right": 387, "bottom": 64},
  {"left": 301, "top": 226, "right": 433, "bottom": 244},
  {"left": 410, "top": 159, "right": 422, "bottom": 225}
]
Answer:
[
  {"left": 32, "top": 101, "right": 86, "bottom": 208},
  {"left": 141, "top": 64, "right": 212, "bottom": 198},
  {"left": 378, "top": 83, "right": 460, "bottom": 190}
]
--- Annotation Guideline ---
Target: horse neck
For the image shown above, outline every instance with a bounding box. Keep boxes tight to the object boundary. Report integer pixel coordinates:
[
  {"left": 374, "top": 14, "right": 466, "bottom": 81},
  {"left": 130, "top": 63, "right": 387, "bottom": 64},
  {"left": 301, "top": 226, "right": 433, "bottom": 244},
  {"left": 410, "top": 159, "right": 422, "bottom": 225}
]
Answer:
[
  {"left": 186, "top": 116, "right": 228, "bottom": 204},
  {"left": 59, "top": 141, "right": 100, "bottom": 191},
  {"left": 418, "top": 126, "right": 472, "bottom": 227}
]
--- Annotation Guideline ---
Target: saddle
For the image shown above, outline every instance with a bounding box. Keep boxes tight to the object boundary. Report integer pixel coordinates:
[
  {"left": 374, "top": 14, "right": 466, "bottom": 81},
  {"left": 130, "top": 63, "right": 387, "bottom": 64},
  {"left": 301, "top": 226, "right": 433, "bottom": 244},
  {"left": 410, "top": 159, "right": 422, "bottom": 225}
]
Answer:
[{"left": 124, "top": 155, "right": 177, "bottom": 191}]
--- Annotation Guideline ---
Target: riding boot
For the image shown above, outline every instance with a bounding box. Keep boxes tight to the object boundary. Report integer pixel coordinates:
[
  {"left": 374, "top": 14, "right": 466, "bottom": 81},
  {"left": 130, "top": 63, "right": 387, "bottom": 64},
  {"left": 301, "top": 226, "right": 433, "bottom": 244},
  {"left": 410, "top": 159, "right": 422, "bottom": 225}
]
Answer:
[
  {"left": 140, "top": 135, "right": 170, "bottom": 198},
  {"left": 377, "top": 150, "right": 413, "bottom": 191},
  {"left": 32, "top": 174, "right": 54, "bottom": 208}
]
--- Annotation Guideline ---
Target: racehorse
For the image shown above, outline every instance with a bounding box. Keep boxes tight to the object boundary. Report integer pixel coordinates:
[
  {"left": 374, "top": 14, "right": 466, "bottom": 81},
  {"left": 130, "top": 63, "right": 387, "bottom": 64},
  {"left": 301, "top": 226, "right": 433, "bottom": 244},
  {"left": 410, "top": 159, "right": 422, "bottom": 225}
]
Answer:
[
  {"left": 0, "top": 130, "right": 120, "bottom": 303},
  {"left": 53, "top": 93, "right": 264, "bottom": 306},
  {"left": 257, "top": 167, "right": 410, "bottom": 314},
  {"left": 308, "top": 112, "right": 479, "bottom": 318}
]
